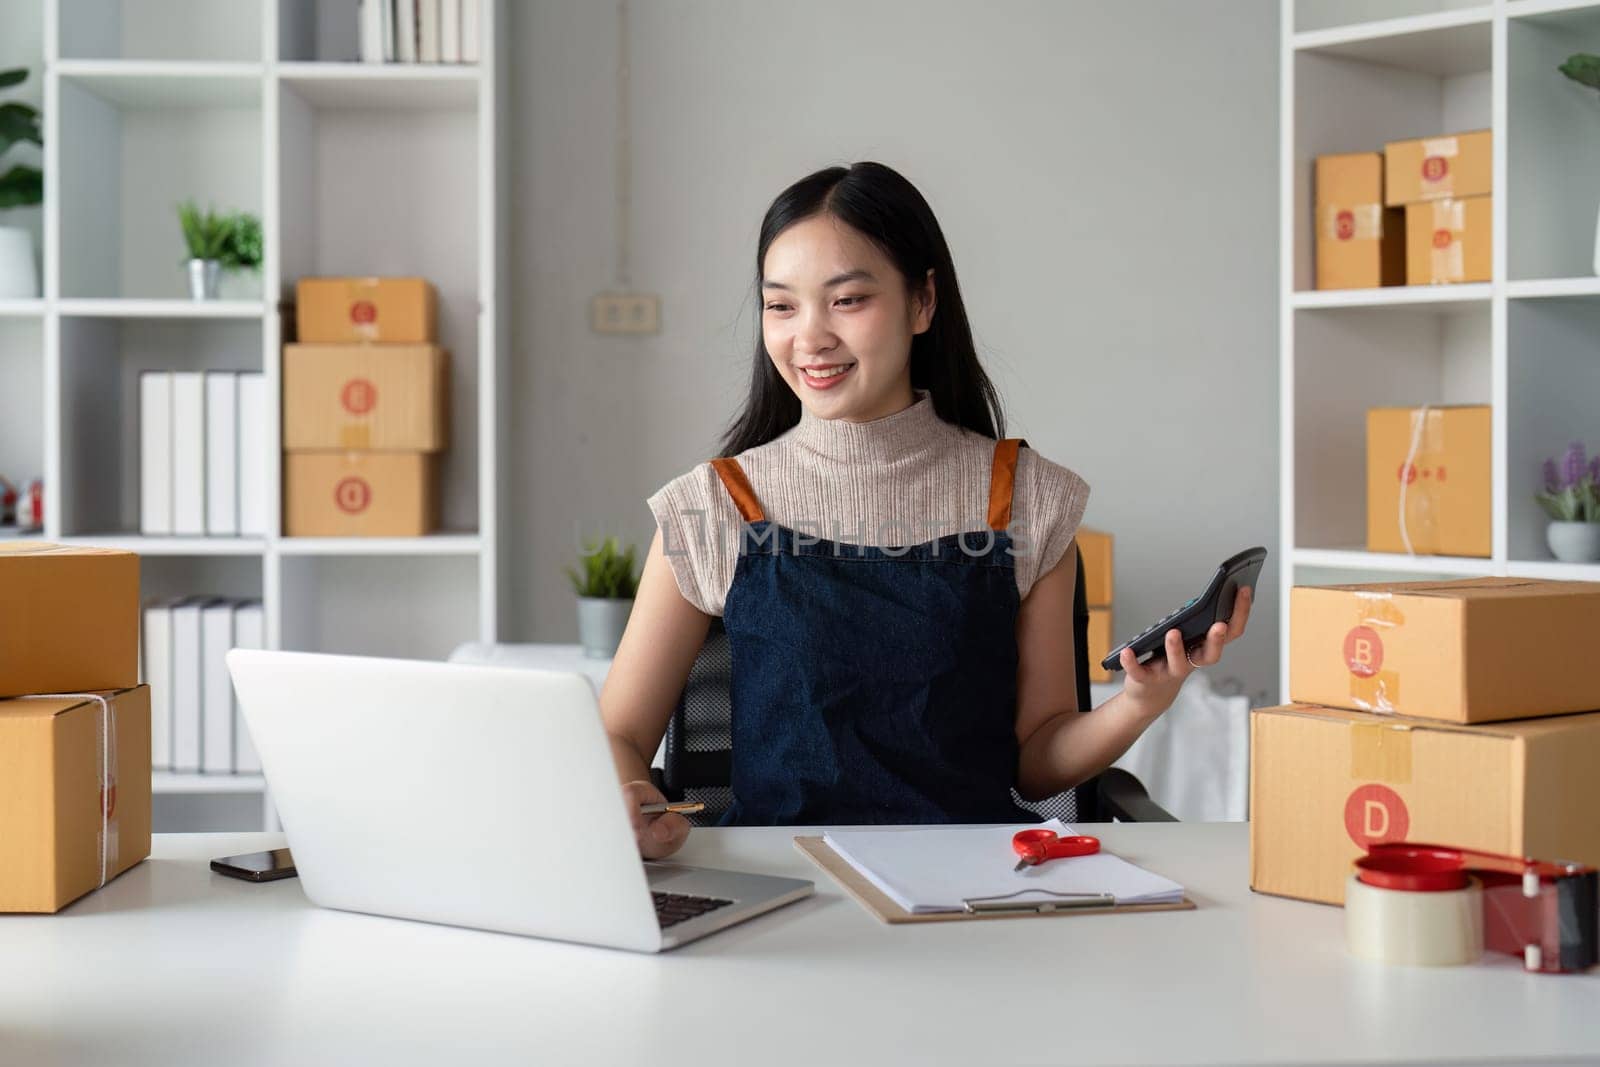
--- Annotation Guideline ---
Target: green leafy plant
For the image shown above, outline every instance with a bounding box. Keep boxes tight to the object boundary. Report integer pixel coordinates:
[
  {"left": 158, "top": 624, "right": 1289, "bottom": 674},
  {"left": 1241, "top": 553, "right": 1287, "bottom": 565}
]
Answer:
[
  {"left": 176, "top": 200, "right": 261, "bottom": 270},
  {"left": 0, "top": 67, "right": 43, "bottom": 210},
  {"left": 1560, "top": 53, "right": 1600, "bottom": 92},
  {"left": 564, "top": 537, "right": 639, "bottom": 599},
  {"left": 1536, "top": 442, "right": 1600, "bottom": 523}
]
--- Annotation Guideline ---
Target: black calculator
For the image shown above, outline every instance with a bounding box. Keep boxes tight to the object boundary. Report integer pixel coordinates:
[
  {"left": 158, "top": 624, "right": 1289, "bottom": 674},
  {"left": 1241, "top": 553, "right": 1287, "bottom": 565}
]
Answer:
[{"left": 1100, "top": 546, "right": 1267, "bottom": 673}]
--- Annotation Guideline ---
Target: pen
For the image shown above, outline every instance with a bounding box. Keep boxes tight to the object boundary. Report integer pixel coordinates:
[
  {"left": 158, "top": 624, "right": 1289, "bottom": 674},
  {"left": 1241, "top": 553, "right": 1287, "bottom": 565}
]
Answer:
[{"left": 638, "top": 801, "right": 706, "bottom": 816}]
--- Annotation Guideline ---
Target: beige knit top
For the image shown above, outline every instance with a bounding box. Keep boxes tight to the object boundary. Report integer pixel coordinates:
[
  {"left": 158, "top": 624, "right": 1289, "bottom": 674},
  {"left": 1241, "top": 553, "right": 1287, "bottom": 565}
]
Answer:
[{"left": 646, "top": 390, "right": 1091, "bottom": 617}]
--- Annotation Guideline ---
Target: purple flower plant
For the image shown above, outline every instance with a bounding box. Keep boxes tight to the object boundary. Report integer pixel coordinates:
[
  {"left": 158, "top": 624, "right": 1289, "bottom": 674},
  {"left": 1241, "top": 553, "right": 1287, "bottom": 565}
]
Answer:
[{"left": 1537, "top": 441, "right": 1600, "bottom": 523}]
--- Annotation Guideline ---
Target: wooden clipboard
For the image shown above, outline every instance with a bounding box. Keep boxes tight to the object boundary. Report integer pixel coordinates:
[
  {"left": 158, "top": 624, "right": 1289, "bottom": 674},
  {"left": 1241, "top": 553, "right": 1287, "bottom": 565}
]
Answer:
[{"left": 794, "top": 835, "right": 1197, "bottom": 924}]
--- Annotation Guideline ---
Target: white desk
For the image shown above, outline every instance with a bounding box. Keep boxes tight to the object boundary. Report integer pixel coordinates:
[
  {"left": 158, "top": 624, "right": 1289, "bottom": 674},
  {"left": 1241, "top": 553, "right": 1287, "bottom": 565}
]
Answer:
[{"left": 2, "top": 824, "right": 1595, "bottom": 1066}]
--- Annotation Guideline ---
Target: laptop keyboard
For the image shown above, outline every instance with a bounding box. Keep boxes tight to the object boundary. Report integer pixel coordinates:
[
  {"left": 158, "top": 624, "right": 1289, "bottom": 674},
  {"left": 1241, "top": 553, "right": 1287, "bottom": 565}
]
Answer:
[{"left": 653, "top": 891, "right": 734, "bottom": 928}]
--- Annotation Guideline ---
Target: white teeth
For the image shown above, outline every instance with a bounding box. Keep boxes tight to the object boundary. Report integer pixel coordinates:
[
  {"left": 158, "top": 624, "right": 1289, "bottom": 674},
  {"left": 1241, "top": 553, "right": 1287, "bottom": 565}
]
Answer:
[{"left": 803, "top": 365, "right": 852, "bottom": 379}]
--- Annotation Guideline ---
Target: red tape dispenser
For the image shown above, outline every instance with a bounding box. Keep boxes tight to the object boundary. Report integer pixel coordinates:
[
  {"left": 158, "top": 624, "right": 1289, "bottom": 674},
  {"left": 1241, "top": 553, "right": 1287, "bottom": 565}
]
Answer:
[{"left": 1346, "top": 843, "right": 1598, "bottom": 973}]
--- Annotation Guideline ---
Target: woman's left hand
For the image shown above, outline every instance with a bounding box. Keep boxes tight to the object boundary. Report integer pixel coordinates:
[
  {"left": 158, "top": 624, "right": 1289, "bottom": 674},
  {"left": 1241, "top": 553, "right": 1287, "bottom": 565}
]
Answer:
[{"left": 1120, "top": 586, "right": 1254, "bottom": 720}]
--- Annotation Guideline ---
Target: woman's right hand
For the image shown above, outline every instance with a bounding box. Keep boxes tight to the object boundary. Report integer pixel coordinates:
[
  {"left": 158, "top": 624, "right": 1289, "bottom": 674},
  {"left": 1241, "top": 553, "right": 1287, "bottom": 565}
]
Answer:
[{"left": 623, "top": 779, "right": 692, "bottom": 860}]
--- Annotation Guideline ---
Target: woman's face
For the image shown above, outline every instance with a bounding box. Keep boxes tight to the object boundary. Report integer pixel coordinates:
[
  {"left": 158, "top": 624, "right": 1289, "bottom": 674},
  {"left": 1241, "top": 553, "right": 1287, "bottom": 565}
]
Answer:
[{"left": 761, "top": 213, "right": 934, "bottom": 423}]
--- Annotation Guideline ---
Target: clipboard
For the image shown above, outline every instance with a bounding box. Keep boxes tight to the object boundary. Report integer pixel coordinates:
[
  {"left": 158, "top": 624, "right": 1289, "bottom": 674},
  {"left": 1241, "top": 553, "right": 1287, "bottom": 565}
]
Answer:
[{"left": 794, "top": 836, "right": 1197, "bottom": 924}]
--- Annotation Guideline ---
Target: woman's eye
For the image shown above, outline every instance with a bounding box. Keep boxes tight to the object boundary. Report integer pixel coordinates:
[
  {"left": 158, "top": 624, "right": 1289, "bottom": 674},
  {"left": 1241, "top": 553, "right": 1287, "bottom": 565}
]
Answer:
[
  {"left": 763, "top": 303, "right": 790, "bottom": 312},
  {"left": 836, "top": 296, "right": 864, "bottom": 307}
]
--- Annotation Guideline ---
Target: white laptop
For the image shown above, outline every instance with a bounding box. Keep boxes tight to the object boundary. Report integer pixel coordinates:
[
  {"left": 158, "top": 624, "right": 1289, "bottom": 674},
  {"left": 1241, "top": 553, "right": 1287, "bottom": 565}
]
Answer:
[{"left": 226, "top": 649, "right": 813, "bottom": 953}]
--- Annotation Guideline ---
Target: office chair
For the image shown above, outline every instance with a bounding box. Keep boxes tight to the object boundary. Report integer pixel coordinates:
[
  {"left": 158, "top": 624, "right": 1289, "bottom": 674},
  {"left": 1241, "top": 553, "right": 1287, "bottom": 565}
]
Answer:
[{"left": 652, "top": 550, "right": 1176, "bottom": 825}]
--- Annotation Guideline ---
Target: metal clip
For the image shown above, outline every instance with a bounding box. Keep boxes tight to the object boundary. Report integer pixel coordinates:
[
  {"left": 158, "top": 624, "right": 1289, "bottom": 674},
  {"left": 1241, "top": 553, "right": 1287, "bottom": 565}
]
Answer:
[{"left": 962, "top": 889, "right": 1117, "bottom": 914}]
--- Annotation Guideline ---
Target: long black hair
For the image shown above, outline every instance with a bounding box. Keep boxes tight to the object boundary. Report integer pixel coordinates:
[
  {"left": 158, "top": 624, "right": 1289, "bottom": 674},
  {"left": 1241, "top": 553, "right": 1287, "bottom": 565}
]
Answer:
[{"left": 716, "top": 161, "right": 1006, "bottom": 458}]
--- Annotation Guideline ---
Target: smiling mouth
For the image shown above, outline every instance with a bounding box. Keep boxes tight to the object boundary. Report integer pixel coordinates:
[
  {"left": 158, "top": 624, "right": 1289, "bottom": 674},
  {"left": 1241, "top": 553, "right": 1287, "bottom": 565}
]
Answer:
[{"left": 800, "top": 363, "right": 856, "bottom": 380}]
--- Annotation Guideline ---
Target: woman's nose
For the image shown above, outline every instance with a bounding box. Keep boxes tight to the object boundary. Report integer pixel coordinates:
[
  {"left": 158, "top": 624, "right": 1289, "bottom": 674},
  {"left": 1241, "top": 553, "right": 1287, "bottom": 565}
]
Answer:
[{"left": 794, "top": 308, "right": 838, "bottom": 355}]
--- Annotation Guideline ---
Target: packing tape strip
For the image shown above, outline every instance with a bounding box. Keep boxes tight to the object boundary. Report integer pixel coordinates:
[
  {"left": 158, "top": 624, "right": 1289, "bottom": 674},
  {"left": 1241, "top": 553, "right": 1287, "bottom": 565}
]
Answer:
[
  {"left": 1345, "top": 873, "right": 1484, "bottom": 966},
  {"left": 1429, "top": 201, "right": 1467, "bottom": 283},
  {"left": 1349, "top": 592, "right": 1405, "bottom": 712},
  {"left": 20, "top": 693, "right": 119, "bottom": 888}
]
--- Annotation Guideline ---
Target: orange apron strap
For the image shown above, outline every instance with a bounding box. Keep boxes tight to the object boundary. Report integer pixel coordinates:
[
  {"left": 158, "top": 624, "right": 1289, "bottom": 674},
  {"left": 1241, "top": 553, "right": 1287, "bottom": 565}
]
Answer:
[
  {"left": 709, "top": 457, "right": 767, "bottom": 524},
  {"left": 987, "top": 438, "right": 1029, "bottom": 531}
]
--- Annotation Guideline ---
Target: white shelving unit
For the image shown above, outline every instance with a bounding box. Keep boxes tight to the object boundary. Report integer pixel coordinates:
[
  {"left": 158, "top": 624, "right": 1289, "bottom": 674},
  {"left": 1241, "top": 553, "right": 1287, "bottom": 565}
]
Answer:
[
  {"left": 1281, "top": 0, "right": 1600, "bottom": 698},
  {"left": 0, "top": 0, "right": 510, "bottom": 828}
]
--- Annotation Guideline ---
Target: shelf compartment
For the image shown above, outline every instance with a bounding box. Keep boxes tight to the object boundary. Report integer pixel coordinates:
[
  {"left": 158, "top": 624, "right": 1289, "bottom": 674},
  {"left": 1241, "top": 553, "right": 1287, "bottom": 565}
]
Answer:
[
  {"left": 276, "top": 78, "right": 480, "bottom": 533},
  {"left": 279, "top": 554, "right": 478, "bottom": 661},
  {"left": 1293, "top": 302, "right": 1491, "bottom": 552},
  {"left": 57, "top": 73, "right": 263, "bottom": 301},
  {"left": 58, "top": 1, "right": 264, "bottom": 63},
  {"left": 1508, "top": 4, "right": 1600, "bottom": 281},
  {"left": 1506, "top": 297, "right": 1600, "bottom": 564},
  {"left": 57, "top": 316, "right": 262, "bottom": 537},
  {"left": 1292, "top": 17, "right": 1491, "bottom": 293}
]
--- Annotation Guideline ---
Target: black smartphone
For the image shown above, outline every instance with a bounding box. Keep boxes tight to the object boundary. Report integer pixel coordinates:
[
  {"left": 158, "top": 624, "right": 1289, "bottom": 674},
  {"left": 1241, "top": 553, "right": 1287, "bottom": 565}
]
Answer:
[
  {"left": 1101, "top": 546, "right": 1268, "bottom": 673},
  {"left": 210, "top": 847, "right": 298, "bottom": 882}
]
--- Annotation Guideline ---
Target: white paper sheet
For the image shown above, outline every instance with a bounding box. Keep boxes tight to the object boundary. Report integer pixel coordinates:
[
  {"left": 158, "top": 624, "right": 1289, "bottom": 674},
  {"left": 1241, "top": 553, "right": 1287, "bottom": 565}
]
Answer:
[{"left": 823, "top": 819, "right": 1185, "bottom": 914}]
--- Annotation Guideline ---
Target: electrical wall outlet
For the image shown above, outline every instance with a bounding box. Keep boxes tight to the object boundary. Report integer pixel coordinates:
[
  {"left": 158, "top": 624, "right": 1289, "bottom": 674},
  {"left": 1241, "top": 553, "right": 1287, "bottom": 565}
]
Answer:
[{"left": 590, "top": 292, "right": 661, "bottom": 334}]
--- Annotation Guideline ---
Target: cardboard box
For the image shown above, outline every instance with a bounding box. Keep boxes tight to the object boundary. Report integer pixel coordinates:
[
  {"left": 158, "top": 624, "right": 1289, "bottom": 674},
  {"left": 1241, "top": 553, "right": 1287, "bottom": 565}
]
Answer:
[
  {"left": 1250, "top": 702, "right": 1600, "bottom": 905},
  {"left": 1367, "top": 405, "right": 1490, "bottom": 558},
  {"left": 0, "top": 543, "right": 138, "bottom": 698},
  {"left": 1290, "top": 577, "right": 1600, "bottom": 723},
  {"left": 1314, "top": 152, "right": 1405, "bottom": 290},
  {"left": 1077, "top": 528, "right": 1113, "bottom": 607},
  {"left": 295, "top": 277, "right": 437, "bottom": 344},
  {"left": 1384, "top": 129, "right": 1491, "bottom": 206},
  {"left": 0, "top": 686, "right": 152, "bottom": 912},
  {"left": 285, "top": 452, "right": 437, "bottom": 537},
  {"left": 1087, "top": 606, "right": 1113, "bottom": 684},
  {"left": 283, "top": 343, "right": 450, "bottom": 451},
  {"left": 1404, "top": 196, "right": 1491, "bottom": 285}
]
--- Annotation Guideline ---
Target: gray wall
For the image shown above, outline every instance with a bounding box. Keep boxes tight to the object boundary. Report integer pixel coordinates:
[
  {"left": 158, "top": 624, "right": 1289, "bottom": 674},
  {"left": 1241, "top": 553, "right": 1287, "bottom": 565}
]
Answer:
[{"left": 509, "top": 0, "right": 1282, "bottom": 704}]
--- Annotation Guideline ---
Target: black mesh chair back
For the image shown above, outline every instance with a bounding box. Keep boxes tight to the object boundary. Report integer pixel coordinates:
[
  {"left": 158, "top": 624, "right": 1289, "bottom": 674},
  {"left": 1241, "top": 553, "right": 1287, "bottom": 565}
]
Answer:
[{"left": 657, "top": 551, "right": 1102, "bottom": 825}]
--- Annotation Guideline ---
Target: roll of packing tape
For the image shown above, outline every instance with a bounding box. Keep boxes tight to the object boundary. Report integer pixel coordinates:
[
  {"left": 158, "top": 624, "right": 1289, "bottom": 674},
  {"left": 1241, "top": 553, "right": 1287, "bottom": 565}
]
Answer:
[{"left": 1345, "top": 873, "right": 1484, "bottom": 966}]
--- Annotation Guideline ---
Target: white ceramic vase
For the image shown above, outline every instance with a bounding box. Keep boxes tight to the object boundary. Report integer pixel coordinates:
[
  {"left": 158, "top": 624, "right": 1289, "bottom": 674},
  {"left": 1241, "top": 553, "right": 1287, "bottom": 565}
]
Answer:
[
  {"left": 1547, "top": 520, "right": 1600, "bottom": 563},
  {"left": 0, "top": 225, "right": 39, "bottom": 299}
]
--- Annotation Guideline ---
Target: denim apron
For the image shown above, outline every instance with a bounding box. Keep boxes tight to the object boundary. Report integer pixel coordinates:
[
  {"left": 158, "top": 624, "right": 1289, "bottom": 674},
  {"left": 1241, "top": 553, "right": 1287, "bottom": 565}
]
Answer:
[{"left": 711, "top": 437, "right": 1036, "bottom": 826}]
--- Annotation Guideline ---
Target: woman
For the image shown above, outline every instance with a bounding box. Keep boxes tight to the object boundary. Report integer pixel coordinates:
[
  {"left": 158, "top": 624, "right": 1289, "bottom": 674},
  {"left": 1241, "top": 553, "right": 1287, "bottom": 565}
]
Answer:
[{"left": 602, "top": 161, "right": 1251, "bottom": 858}]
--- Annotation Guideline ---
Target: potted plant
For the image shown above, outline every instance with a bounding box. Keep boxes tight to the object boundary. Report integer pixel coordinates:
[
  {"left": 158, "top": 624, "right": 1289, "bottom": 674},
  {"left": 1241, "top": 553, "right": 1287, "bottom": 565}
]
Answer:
[
  {"left": 1558, "top": 54, "right": 1600, "bottom": 274},
  {"left": 0, "top": 66, "right": 43, "bottom": 299},
  {"left": 565, "top": 536, "right": 639, "bottom": 658},
  {"left": 177, "top": 201, "right": 261, "bottom": 300},
  {"left": 1536, "top": 442, "right": 1600, "bottom": 563}
]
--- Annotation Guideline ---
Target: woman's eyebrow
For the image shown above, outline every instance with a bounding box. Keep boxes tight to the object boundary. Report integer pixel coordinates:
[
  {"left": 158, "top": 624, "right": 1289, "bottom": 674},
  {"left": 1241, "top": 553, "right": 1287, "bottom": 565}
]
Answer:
[{"left": 762, "top": 269, "right": 877, "bottom": 291}]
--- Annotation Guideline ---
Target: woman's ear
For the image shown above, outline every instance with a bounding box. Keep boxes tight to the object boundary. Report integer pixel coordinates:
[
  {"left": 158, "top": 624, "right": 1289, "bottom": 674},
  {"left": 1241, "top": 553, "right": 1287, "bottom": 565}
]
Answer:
[{"left": 911, "top": 268, "right": 937, "bottom": 334}]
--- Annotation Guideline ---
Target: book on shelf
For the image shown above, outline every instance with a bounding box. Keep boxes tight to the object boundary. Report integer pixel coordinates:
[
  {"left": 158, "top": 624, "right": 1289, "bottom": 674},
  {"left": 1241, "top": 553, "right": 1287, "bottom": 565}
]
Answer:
[
  {"left": 142, "top": 598, "right": 178, "bottom": 771},
  {"left": 441, "top": 0, "right": 461, "bottom": 62},
  {"left": 396, "top": 0, "right": 418, "bottom": 63},
  {"left": 462, "top": 0, "right": 479, "bottom": 63},
  {"left": 419, "top": 0, "right": 441, "bottom": 63},
  {"left": 169, "top": 599, "right": 206, "bottom": 773},
  {"left": 171, "top": 373, "right": 205, "bottom": 536},
  {"left": 139, "top": 373, "right": 172, "bottom": 536},
  {"left": 233, "top": 602, "right": 265, "bottom": 775},
  {"left": 205, "top": 373, "right": 238, "bottom": 537}
]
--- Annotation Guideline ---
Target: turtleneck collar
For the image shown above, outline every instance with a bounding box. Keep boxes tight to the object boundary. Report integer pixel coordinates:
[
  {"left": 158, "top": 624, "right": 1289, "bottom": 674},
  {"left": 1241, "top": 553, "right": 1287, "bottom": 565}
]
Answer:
[{"left": 790, "top": 388, "right": 947, "bottom": 463}]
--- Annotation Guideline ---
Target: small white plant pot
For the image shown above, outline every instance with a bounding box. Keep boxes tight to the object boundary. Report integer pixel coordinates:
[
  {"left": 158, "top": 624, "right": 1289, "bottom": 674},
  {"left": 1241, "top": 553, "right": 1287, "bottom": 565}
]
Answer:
[
  {"left": 1547, "top": 520, "right": 1600, "bottom": 563},
  {"left": 576, "top": 596, "right": 633, "bottom": 658},
  {"left": 0, "top": 226, "right": 39, "bottom": 299}
]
